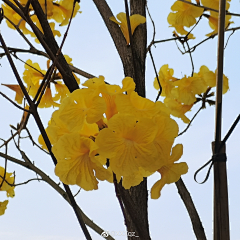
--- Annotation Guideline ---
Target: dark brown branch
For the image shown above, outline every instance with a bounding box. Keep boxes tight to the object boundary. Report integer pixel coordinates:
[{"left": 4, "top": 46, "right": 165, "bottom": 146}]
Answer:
[
  {"left": 175, "top": 178, "right": 207, "bottom": 240},
  {"left": 0, "top": 91, "right": 32, "bottom": 113},
  {"left": 30, "top": 0, "right": 79, "bottom": 93}
]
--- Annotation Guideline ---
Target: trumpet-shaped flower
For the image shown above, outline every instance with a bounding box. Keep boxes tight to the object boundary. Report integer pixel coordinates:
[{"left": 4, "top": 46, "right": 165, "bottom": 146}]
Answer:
[
  {"left": 201, "top": 0, "right": 231, "bottom": 11},
  {"left": 51, "top": 0, "right": 81, "bottom": 26},
  {"left": 58, "top": 88, "right": 106, "bottom": 132},
  {"left": 195, "top": 65, "right": 216, "bottom": 87},
  {"left": 2, "top": 84, "right": 24, "bottom": 104},
  {"left": 95, "top": 114, "right": 160, "bottom": 188},
  {"left": 153, "top": 114, "right": 179, "bottom": 161},
  {"left": 153, "top": 64, "right": 178, "bottom": 98},
  {"left": 116, "top": 91, "right": 170, "bottom": 118},
  {"left": 2, "top": 0, "right": 80, "bottom": 43},
  {"left": 0, "top": 167, "right": 15, "bottom": 198},
  {"left": 164, "top": 98, "right": 192, "bottom": 124},
  {"left": 151, "top": 144, "right": 188, "bottom": 199},
  {"left": 53, "top": 133, "right": 111, "bottom": 190},
  {"left": 83, "top": 76, "right": 135, "bottom": 120},
  {"left": 110, "top": 12, "right": 146, "bottom": 45},
  {"left": 38, "top": 87, "right": 60, "bottom": 108},
  {"left": 168, "top": 0, "right": 203, "bottom": 28},
  {"left": 38, "top": 109, "right": 99, "bottom": 150},
  {"left": 0, "top": 200, "right": 8, "bottom": 216},
  {"left": 205, "top": 12, "right": 233, "bottom": 37},
  {"left": 172, "top": 75, "right": 207, "bottom": 105}
]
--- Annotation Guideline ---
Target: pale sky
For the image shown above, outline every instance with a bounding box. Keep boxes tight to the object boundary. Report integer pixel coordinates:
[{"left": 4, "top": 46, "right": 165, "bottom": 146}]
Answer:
[{"left": 0, "top": 1, "right": 240, "bottom": 239}]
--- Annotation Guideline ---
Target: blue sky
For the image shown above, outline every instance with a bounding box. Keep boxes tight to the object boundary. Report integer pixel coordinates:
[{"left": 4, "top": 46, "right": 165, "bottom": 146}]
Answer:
[{"left": 0, "top": 0, "right": 240, "bottom": 239}]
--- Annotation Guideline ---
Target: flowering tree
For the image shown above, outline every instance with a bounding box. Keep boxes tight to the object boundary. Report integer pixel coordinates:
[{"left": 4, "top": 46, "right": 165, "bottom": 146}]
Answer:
[{"left": 0, "top": 0, "right": 238, "bottom": 239}]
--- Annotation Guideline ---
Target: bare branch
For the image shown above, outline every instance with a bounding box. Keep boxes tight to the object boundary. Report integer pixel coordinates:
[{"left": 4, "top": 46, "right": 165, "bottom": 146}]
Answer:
[{"left": 175, "top": 178, "right": 207, "bottom": 240}]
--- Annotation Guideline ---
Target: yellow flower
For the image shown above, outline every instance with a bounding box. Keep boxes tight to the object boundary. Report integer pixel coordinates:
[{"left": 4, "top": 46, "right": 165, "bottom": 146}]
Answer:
[
  {"left": 0, "top": 167, "right": 15, "bottom": 198},
  {"left": 151, "top": 144, "right": 188, "bottom": 199},
  {"left": 38, "top": 87, "right": 60, "bottom": 108},
  {"left": 58, "top": 88, "right": 106, "bottom": 132},
  {"left": 153, "top": 114, "right": 179, "bottom": 161},
  {"left": 164, "top": 98, "right": 192, "bottom": 124},
  {"left": 167, "top": 0, "right": 203, "bottom": 28},
  {"left": 52, "top": 0, "right": 81, "bottom": 26},
  {"left": 2, "top": 0, "right": 80, "bottom": 43},
  {"left": 2, "top": 84, "right": 24, "bottom": 104},
  {"left": 53, "top": 133, "right": 111, "bottom": 190},
  {"left": 23, "top": 59, "right": 46, "bottom": 97},
  {"left": 83, "top": 76, "right": 135, "bottom": 120},
  {"left": 172, "top": 75, "right": 207, "bottom": 105},
  {"left": 38, "top": 109, "right": 99, "bottom": 150},
  {"left": 205, "top": 12, "right": 233, "bottom": 37},
  {"left": 196, "top": 65, "right": 216, "bottom": 87},
  {"left": 110, "top": 12, "right": 146, "bottom": 45},
  {"left": 154, "top": 64, "right": 178, "bottom": 98},
  {"left": 0, "top": 200, "right": 8, "bottom": 216},
  {"left": 2, "top": 2, "right": 33, "bottom": 36},
  {"left": 115, "top": 91, "right": 170, "bottom": 118},
  {"left": 95, "top": 114, "right": 159, "bottom": 188},
  {"left": 201, "top": 0, "right": 231, "bottom": 11}
]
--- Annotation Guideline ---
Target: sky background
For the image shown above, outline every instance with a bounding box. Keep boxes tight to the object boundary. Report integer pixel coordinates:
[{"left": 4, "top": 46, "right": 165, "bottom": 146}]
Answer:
[{"left": 0, "top": 0, "right": 240, "bottom": 239}]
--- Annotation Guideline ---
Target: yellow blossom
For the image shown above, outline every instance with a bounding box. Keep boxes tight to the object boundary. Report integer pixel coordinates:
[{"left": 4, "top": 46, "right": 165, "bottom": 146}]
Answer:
[
  {"left": 95, "top": 114, "right": 160, "bottom": 188},
  {"left": 205, "top": 12, "right": 233, "bottom": 37},
  {"left": 195, "top": 65, "right": 216, "bottom": 87},
  {"left": 83, "top": 76, "right": 135, "bottom": 120},
  {"left": 153, "top": 64, "right": 178, "bottom": 98},
  {"left": 201, "top": 0, "right": 231, "bottom": 11},
  {"left": 151, "top": 144, "right": 188, "bottom": 199},
  {"left": 38, "top": 109, "right": 99, "bottom": 150},
  {"left": 53, "top": 133, "right": 111, "bottom": 190},
  {"left": 110, "top": 12, "right": 146, "bottom": 45},
  {"left": 0, "top": 167, "right": 15, "bottom": 198},
  {"left": 153, "top": 114, "right": 179, "bottom": 161},
  {"left": 164, "top": 98, "right": 192, "bottom": 124},
  {"left": 115, "top": 91, "right": 170, "bottom": 118},
  {"left": 172, "top": 75, "right": 207, "bottom": 105},
  {"left": 38, "top": 87, "right": 60, "bottom": 108},
  {"left": 58, "top": 88, "right": 106, "bottom": 132},
  {"left": 51, "top": 0, "right": 81, "bottom": 26},
  {"left": 167, "top": 0, "right": 203, "bottom": 28},
  {"left": 0, "top": 200, "right": 8, "bottom": 216},
  {"left": 2, "top": 84, "right": 24, "bottom": 104}
]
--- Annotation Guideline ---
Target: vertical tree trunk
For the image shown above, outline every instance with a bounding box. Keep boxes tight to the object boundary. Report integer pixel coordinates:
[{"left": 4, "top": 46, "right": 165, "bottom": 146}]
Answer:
[{"left": 118, "top": 1, "right": 150, "bottom": 239}]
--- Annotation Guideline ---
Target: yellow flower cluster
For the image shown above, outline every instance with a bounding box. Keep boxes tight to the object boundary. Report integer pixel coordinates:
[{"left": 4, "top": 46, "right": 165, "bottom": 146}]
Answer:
[
  {"left": 3, "top": 55, "right": 80, "bottom": 108},
  {"left": 0, "top": 166, "right": 15, "bottom": 216},
  {"left": 2, "top": 0, "right": 80, "bottom": 43},
  {"left": 153, "top": 65, "right": 229, "bottom": 123},
  {"left": 39, "top": 76, "right": 188, "bottom": 197},
  {"left": 168, "top": 0, "right": 233, "bottom": 38}
]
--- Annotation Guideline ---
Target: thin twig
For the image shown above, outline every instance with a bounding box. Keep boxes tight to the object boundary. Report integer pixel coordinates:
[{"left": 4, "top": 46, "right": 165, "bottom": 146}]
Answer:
[
  {"left": 185, "top": 41, "right": 194, "bottom": 77},
  {"left": 148, "top": 48, "right": 162, "bottom": 102},
  {"left": 178, "top": 107, "right": 202, "bottom": 137},
  {"left": 0, "top": 92, "right": 32, "bottom": 113}
]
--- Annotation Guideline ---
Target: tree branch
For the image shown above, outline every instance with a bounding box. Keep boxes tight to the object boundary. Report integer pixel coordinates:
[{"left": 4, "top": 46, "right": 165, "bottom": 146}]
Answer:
[{"left": 175, "top": 178, "right": 207, "bottom": 240}]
